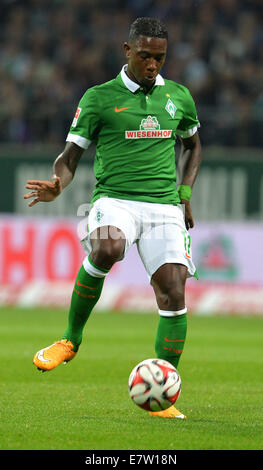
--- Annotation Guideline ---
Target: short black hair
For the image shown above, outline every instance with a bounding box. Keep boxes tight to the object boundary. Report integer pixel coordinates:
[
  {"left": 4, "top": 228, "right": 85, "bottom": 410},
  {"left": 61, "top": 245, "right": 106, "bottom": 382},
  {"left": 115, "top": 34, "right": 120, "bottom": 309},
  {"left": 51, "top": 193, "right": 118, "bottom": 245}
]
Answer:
[{"left": 129, "top": 17, "right": 168, "bottom": 42}]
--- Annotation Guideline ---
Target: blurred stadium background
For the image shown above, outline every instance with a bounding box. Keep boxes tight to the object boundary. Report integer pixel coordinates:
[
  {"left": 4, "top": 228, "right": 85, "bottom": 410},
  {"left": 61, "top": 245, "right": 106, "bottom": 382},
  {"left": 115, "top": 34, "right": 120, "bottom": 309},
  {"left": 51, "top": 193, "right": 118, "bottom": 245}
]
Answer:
[{"left": 1, "top": 0, "right": 263, "bottom": 316}]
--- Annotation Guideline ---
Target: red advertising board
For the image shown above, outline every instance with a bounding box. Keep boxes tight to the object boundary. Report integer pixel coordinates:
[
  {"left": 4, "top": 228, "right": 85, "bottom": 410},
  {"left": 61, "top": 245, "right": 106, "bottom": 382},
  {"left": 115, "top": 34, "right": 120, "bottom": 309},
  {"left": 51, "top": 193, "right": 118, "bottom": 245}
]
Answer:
[{"left": 0, "top": 215, "right": 263, "bottom": 315}]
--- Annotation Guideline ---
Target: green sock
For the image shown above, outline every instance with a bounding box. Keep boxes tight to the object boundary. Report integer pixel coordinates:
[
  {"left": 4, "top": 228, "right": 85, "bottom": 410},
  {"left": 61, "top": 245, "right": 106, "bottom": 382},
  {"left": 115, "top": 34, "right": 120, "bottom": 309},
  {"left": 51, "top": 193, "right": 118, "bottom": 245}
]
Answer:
[
  {"left": 154, "top": 313, "right": 187, "bottom": 369},
  {"left": 62, "top": 264, "right": 106, "bottom": 351}
]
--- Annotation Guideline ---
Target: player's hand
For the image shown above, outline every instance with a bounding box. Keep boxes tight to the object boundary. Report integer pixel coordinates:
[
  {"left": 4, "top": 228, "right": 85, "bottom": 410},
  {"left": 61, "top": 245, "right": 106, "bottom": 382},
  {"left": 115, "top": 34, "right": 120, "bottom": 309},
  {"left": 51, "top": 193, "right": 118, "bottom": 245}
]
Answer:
[
  {"left": 181, "top": 199, "right": 194, "bottom": 230},
  {"left": 24, "top": 176, "right": 62, "bottom": 207}
]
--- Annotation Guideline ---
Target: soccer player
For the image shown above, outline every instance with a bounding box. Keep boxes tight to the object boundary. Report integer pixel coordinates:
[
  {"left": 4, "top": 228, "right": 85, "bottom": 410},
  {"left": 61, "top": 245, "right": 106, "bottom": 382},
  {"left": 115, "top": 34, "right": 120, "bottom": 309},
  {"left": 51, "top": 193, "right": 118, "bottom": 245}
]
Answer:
[{"left": 24, "top": 17, "right": 201, "bottom": 419}]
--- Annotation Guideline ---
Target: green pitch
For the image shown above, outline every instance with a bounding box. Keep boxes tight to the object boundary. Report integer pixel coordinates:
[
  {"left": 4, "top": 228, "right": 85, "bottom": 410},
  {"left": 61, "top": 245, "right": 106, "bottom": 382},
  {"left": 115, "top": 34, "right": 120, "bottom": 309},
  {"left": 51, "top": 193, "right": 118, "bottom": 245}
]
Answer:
[{"left": 0, "top": 307, "right": 262, "bottom": 450}]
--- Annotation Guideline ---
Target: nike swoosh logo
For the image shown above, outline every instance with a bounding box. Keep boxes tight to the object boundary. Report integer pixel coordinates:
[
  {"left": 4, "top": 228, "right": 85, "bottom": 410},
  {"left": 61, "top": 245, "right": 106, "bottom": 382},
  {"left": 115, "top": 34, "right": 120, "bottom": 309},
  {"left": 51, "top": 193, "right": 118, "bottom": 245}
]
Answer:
[
  {"left": 114, "top": 106, "right": 132, "bottom": 113},
  {"left": 76, "top": 281, "right": 96, "bottom": 290},
  {"left": 164, "top": 337, "right": 185, "bottom": 343},
  {"left": 36, "top": 345, "right": 55, "bottom": 363}
]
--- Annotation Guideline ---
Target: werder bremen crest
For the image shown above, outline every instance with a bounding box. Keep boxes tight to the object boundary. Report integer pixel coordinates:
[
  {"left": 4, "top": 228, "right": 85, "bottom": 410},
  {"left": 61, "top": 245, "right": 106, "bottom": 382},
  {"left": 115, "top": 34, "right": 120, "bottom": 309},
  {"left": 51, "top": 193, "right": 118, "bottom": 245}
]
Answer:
[
  {"left": 165, "top": 98, "right": 177, "bottom": 119},
  {"left": 96, "top": 209, "right": 104, "bottom": 222}
]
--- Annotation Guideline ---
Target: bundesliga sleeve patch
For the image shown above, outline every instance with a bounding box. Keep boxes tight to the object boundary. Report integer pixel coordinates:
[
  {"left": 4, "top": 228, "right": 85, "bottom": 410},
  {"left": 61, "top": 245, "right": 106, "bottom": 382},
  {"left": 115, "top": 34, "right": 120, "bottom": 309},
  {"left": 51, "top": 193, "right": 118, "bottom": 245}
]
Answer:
[
  {"left": 125, "top": 115, "right": 172, "bottom": 139},
  {"left": 72, "top": 107, "right": 82, "bottom": 128}
]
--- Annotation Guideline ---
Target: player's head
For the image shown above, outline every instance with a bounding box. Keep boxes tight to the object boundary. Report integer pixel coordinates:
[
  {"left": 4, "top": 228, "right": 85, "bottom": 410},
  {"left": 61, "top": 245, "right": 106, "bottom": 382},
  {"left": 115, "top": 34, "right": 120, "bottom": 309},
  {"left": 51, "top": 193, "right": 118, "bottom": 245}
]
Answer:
[
  {"left": 128, "top": 17, "right": 168, "bottom": 43},
  {"left": 124, "top": 17, "right": 168, "bottom": 88}
]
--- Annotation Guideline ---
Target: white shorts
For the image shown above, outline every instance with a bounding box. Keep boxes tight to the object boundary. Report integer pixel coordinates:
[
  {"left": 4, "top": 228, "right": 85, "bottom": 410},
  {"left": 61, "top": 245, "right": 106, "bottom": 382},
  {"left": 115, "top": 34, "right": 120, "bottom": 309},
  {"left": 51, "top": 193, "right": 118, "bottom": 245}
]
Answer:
[{"left": 81, "top": 197, "right": 196, "bottom": 281}]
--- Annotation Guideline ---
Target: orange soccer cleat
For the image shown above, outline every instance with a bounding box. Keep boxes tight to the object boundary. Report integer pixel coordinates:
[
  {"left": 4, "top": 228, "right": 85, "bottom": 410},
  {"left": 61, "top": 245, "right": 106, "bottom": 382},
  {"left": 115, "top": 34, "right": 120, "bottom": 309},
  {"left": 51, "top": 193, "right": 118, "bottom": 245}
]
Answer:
[
  {"left": 149, "top": 405, "right": 186, "bottom": 419},
  {"left": 33, "top": 339, "right": 76, "bottom": 372}
]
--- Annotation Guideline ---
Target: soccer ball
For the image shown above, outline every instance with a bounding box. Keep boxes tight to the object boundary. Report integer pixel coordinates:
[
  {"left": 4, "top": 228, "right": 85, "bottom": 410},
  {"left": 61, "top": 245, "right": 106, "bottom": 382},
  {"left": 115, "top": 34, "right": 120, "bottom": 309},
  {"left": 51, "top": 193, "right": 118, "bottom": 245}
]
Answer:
[{"left": 128, "top": 358, "right": 181, "bottom": 412}]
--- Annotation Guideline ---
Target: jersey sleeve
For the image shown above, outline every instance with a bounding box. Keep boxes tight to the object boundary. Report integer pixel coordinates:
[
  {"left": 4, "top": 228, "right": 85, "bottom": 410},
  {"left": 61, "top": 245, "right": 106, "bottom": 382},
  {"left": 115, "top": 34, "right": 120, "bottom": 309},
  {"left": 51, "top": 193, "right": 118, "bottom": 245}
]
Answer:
[
  {"left": 66, "top": 87, "right": 100, "bottom": 149},
  {"left": 176, "top": 88, "right": 200, "bottom": 139}
]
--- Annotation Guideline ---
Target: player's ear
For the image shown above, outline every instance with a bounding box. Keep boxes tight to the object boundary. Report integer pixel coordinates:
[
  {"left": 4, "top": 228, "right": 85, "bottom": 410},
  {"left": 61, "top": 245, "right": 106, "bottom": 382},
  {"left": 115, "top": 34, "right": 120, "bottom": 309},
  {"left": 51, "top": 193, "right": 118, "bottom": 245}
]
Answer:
[{"left": 124, "top": 42, "right": 131, "bottom": 59}]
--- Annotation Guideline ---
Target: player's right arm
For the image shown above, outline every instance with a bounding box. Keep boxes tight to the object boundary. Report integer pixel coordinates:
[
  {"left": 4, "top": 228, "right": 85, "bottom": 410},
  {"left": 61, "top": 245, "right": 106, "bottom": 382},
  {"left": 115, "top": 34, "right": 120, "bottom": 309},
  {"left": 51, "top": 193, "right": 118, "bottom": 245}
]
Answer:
[
  {"left": 24, "top": 142, "right": 84, "bottom": 207},
  {"left": 24, "top": 87, "right": 99, "bottom": 208}
]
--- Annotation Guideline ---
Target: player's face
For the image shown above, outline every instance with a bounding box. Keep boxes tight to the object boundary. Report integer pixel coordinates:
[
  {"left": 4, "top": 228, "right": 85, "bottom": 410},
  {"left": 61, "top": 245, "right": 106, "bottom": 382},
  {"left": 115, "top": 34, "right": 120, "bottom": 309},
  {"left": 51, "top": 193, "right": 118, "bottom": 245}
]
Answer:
[{"left": 124, "top": 35, "right": 167, "bottom": 88}]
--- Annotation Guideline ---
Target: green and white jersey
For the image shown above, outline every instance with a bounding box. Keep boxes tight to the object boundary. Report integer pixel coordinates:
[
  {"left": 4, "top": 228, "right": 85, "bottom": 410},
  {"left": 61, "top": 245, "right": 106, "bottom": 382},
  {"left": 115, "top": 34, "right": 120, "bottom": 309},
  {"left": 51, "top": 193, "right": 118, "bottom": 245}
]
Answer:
[{"left": 66, "top": 64, "right": 200, "bottom": 205}]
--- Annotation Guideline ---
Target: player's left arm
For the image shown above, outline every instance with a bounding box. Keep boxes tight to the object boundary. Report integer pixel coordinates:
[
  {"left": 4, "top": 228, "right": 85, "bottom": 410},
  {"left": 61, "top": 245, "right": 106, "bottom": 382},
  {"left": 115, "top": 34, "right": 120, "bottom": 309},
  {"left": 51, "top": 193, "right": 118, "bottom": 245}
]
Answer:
[{"left": 177, "top": 131, "right": 201, "bottom": 230}]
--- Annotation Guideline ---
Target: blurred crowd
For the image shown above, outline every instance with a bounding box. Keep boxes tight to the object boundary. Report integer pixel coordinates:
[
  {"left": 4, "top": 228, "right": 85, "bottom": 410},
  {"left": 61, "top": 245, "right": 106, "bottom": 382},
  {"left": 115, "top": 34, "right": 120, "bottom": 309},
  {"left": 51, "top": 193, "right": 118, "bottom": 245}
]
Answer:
[{"left": 1, "top": 0, "right": 263, "bottom": 147}]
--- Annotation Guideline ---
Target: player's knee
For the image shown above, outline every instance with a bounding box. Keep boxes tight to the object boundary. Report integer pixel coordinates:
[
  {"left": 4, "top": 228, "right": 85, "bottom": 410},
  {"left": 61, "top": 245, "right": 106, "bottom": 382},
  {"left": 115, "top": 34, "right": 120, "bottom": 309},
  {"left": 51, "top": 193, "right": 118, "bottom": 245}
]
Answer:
[
  {"left": 157, "top": 283, "right": 185, "bottom": 310},
  {"left": 169, "top": 286, "right": 185, "bottom": 310},
  {"left": 152, "top": 264, "right": 187, "bottom": 311},
  {"left": 91, "top": 239, "right": 125, "bottom": 268}
]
